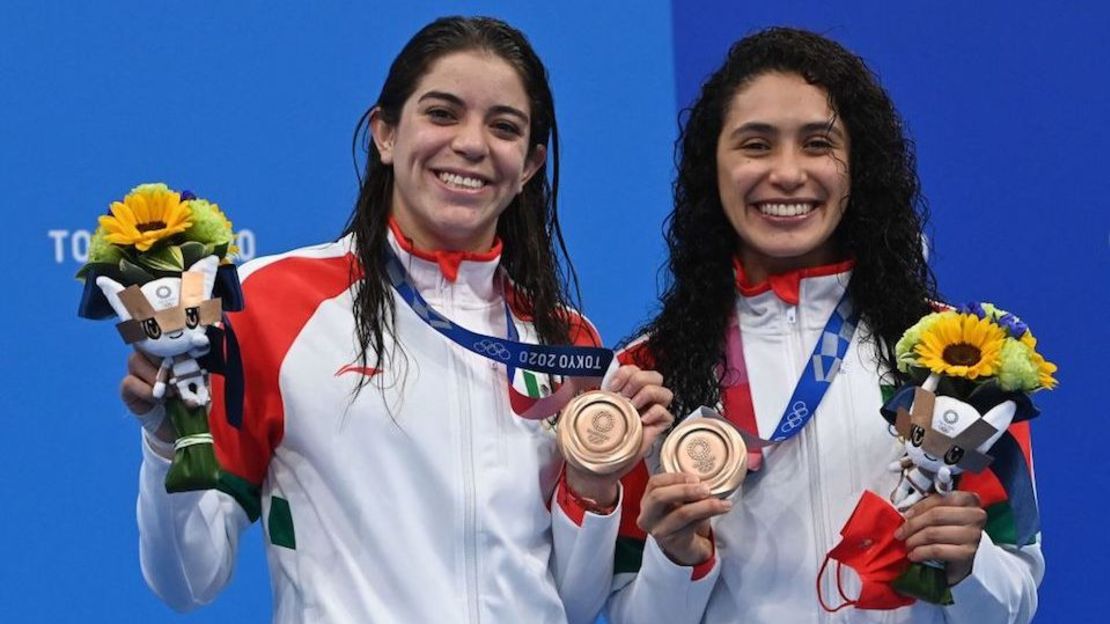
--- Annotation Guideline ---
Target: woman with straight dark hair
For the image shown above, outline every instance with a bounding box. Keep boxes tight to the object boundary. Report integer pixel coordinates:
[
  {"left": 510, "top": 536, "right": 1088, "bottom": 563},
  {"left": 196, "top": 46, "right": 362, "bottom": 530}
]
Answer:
[
  {"left": 604, "top": 27, "right": 1042, "bottom": 623},
  {"left": 119, "top": 16, "right": 671, "bottom": 623}
]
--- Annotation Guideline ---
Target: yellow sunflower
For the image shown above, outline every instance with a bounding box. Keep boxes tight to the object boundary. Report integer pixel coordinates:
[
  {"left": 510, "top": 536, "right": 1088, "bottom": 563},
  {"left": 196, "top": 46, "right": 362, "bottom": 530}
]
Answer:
[
  {"left": 98, "top": 185, "right": 193, "bottom": 252},
  {"left": 914, "top": 312, "right": 1006, "bottom": 380}
]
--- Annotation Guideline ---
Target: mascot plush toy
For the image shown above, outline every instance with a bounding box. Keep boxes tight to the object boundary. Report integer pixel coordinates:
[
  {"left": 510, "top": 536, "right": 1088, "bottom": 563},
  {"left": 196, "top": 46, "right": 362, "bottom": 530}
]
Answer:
[
  {"left": 97, "top": 256, "right": 220, "bottom": 409},
  {"left": 888, "top": 372, "right": 1016, "bottom": 510}
]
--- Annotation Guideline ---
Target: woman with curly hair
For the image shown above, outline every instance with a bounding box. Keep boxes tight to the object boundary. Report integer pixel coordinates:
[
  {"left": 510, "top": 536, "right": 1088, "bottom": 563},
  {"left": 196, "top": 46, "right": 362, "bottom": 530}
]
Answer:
[{"left": 604, "top": 27, "right": 1042, "bottom": 623}]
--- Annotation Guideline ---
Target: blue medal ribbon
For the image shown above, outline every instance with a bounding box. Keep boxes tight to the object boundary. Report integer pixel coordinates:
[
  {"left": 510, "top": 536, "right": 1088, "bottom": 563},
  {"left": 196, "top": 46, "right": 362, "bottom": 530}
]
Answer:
[
  {"left": 384, "top": 247, "right": 614, "bottom": 380},
  {"left": 766, "top": 292, "right": 859, "bottom": 442}
]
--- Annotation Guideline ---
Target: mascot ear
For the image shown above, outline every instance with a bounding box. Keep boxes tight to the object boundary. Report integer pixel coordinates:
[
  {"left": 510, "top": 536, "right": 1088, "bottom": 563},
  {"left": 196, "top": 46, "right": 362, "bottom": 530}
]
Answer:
[
  {"left": 187, "top": 255, "right": 219, "bottom": 299},
  {"left": 96, "top": 275, "right": 131, "bottom": 321},
  {"left": 979, "top": 400, "right": 1017, "bottom": 451}
]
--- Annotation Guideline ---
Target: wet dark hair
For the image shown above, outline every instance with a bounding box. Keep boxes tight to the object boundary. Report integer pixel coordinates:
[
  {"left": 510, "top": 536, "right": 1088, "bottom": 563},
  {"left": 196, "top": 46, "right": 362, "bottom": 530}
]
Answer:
[
  {"left": 344, "top": 16, "right": 579, "bottom": 384},
  {"left": 638, "top": 26, "right": 939, "bottom": 418}
]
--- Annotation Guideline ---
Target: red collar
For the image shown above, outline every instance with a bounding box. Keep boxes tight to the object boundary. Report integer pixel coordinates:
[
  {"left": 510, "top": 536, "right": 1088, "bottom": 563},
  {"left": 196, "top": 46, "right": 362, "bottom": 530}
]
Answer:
[
  {"left": 387, "top": 217, "right": 503, "bottom": 283},
  {"left": 732, "top": 257, "right": 855, "bottom": 306}
]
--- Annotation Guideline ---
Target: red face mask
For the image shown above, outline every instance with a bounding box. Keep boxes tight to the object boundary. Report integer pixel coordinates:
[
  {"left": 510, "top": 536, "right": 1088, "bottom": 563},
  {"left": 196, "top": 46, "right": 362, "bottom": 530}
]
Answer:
[{"left": 818, "top": 490, "right": 916, "bottom": 611}]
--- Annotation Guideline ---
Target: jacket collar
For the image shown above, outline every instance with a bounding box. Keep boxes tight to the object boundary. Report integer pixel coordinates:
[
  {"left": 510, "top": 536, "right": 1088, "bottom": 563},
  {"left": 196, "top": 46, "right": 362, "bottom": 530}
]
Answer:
[
  {"left": 733, "top": 256, "right": 856, "bottom": 306},
  {"left": 733, "top": 257, "right": 855, "bottom": 330},
  {"left": 387, "top": 217, "right": 502, "bottom": 304}
]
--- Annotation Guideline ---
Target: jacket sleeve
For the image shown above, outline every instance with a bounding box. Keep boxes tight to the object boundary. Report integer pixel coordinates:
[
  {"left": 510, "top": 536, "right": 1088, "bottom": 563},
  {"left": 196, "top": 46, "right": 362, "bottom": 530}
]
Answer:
[
  {"left": 943, "top": 532, "right": 1043, "bottom": 624},
  {"left": 602, "top": 462, "right": 719, "bottom": 624},
  {"left": 606, "top": 536, "right": 720, "bottom": 624},
  {"left": 137, "top": 296, "right": 278, "bottom": 611},
  {"left": 550, "top": 476, "right": 623, "bottom": 624},
  {"left": 944, "top": 420, "right": 1044, "bottom": 623},
  {"left": 137, "top": 431, "right": 252, "bottom": 612}
]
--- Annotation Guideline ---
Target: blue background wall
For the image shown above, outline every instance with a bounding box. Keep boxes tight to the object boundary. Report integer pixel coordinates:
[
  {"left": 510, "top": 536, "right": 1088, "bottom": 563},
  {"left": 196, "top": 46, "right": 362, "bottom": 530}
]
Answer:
[{"left": 0, "top": 1, "right": 1103, "bottom": 621}]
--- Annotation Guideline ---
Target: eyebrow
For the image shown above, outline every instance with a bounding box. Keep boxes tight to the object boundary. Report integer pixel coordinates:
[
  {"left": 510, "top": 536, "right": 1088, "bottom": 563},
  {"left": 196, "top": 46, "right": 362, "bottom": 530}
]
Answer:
[
  {"left": 730, "top": 120, "right": 846, "bottom": 140},
  {"left": 802, "top": 121, "right": 845, "bottom": 139},
  {"left": 417, "top": 91, "right": 530, "bottom": 123}
]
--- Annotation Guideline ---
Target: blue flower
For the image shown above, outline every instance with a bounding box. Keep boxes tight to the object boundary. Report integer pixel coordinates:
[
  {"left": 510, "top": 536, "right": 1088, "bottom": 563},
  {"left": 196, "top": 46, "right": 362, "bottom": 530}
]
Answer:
[
  {"left": 958, "top": 302, "right": 987, "bottom": 319},
  {"left": 997, "top": 313, "right": 1028, "bottom": 339}
]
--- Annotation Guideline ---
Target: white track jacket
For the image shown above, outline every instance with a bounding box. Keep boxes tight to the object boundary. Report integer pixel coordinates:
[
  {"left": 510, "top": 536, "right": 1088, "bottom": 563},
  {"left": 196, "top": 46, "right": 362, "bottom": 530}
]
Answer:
[
  {"left": 606, "top": 261, "right": 1044, "bottom": 624},
  {"left": 136, "top": 226, "right": 616, "bottom": 623}
]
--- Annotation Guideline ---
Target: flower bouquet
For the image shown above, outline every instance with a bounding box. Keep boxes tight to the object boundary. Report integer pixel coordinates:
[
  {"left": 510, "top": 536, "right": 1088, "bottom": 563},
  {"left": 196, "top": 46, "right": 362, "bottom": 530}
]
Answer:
[
  {"left": 820, "top": 302, "right": 1054, "bottom": 611},
  {"left": 883, "top": 302, "right": 1055, "bottom": 603},
  {"left": 77, "top": 183, "right": 242, "bottom": 492}
]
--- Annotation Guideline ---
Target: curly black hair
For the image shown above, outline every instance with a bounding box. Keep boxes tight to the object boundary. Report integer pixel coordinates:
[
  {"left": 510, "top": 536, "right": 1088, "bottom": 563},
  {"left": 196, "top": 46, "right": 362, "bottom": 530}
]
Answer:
[
  {"left": 637, "top": 27, "right": 939, "bottom": 419},
  {"left": 344, "top": 16, "right": 582, "bottom": 389}
]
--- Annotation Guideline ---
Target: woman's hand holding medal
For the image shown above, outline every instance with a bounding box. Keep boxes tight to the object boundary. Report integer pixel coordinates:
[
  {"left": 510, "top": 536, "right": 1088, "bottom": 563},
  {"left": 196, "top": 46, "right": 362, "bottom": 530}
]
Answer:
[
  {"left": 640, "top": 415, "right": 745, "bottom": 567},
  {"left": 637, "top": 472, "right": 731, "bottom": 566},
  {"left": 560, "top": 365, "right": 674, "bottom": 509}
]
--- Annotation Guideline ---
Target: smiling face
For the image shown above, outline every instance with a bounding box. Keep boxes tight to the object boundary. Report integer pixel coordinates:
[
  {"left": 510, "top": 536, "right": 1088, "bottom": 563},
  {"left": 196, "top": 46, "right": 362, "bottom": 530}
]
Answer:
[
  {"left": 371, "top": 50, "right": 546, "bottom": 253},
  {"left": 716, "top": 72, "right": 851, "bottom": 282}
]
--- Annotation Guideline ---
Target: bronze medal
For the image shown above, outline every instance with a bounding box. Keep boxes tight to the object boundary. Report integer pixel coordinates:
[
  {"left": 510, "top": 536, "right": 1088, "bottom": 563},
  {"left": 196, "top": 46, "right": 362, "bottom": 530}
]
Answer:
[
  {"left": 557, "top": 390, "right": 643, "bottom": 475},
  {"left": 661, "top": 417, "right": 748, "bottom": 498}
]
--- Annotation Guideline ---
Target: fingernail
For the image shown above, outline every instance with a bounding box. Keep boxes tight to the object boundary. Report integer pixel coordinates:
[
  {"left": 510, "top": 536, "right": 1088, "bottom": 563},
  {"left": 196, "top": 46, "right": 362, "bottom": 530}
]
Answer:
[
  {"left": 895, "top": 520, "right": 909, "bottom": 539},
  {"left": 698, "top": 485, "right": 711, "bottom": 497},
  {"left": 721, "top": 500, "right": 733, "bottom": 509}
]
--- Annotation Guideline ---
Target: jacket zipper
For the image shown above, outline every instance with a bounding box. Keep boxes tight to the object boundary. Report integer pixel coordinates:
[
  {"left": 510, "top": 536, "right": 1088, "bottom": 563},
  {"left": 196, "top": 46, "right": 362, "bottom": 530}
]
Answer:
[
  {"left": 460, "top": 364, "right": 480, "bottom": 624},
  {"left": 793, "top": 302, "right": 831, "bottom": 622},
  {"left": 444, "top": 282, "right": 481, "bottom": 624},
  {"left": 811, "top": 439, "right": 831, "bottom": 624}
]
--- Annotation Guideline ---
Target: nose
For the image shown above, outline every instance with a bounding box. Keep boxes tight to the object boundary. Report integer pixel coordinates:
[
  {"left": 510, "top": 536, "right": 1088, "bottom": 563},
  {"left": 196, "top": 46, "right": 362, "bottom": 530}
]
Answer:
[
  {"left": 768, "top": 147, "right": 807, "bottom": 192},
  {"left": 451, "top": 119, "right": 489, "bottom": 161}
]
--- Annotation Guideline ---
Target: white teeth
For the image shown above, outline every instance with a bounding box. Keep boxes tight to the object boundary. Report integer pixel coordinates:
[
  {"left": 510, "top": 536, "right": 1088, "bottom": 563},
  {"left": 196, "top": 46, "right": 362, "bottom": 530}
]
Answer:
[
  {"left": 757, "top": 202, "right": 815, "bottom": 217},
  {"left": 438, "top": 171, "right": 485, "bottom": 189}
]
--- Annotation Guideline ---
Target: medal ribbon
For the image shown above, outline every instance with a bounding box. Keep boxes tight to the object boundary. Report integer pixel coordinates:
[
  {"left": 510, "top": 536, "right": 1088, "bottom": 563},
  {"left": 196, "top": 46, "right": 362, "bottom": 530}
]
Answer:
[
  {"left": 722, "top": 289, "right": 859, "bottom": 469},
  {"left": 384, "top": 247, "right": 615, "bottom": 420}
]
